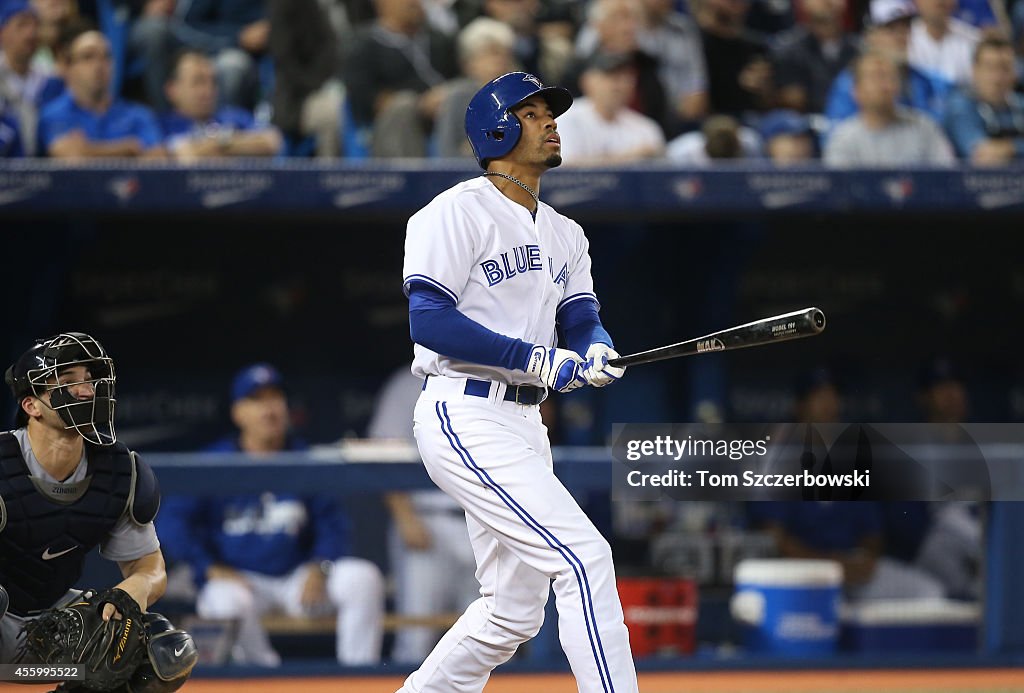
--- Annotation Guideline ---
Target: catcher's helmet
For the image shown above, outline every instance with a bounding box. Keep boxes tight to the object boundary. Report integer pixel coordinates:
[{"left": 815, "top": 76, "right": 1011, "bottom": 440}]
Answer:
[
  {"left": 5, "top": 332, "right": 117, "bottom": 445},
  {"left": 464, "top": 71, "right": 573, "bottom": 169}
]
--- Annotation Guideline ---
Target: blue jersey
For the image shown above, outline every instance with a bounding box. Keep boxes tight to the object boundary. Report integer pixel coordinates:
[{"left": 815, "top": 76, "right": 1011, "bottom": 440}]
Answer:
[
  {"left": 37, "top": 92, "right": 163, "bottom": 154},
  {"left": 160, "top": 106, "right": 257, "bottom": 143},
  {"left": 156, "top": 436, "right": 351, "bottom": 581}
]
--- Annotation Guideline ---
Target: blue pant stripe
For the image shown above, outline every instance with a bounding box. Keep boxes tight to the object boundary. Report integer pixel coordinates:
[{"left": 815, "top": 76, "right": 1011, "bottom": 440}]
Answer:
[{"left": 435, "top": 401, "right": 613, "bottom": 692}]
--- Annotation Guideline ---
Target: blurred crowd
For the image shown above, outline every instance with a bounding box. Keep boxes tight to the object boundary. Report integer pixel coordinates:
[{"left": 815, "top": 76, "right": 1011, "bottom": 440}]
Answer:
[{"left": 0, "top": 0, "right": 1023, "bottom": 165}]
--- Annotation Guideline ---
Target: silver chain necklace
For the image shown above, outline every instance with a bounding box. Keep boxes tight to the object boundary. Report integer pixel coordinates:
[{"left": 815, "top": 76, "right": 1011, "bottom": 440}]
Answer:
[{"left": 483, "top": 172, "right": 539, "bottom": 208}]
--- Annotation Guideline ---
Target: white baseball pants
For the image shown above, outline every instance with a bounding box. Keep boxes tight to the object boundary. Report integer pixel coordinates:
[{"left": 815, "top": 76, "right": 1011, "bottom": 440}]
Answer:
[{"left": 398, "top": 376, "right": 638, "bottom": 693}]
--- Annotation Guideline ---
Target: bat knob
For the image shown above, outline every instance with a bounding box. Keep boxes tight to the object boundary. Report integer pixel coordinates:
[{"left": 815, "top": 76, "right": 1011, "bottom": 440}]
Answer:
[{"left": 812, "top": 309, "right": 826, "bottom": 331}]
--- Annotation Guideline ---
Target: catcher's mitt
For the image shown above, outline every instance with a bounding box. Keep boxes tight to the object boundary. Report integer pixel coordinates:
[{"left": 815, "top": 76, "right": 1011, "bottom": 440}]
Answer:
[{"left": 18, "top": 588, "right": 146, "bottom": 691}]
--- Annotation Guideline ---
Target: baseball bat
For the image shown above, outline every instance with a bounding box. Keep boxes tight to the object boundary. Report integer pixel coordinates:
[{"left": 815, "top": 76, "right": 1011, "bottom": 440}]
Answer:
[{"left": 607, "top": 307, "right": 826, "bottom": 368}]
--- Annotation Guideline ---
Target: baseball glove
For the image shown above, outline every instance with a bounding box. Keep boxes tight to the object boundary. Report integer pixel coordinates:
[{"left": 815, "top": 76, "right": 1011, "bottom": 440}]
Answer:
[{"left": 18, "top": 588, "right": 146, "bottom": 691}]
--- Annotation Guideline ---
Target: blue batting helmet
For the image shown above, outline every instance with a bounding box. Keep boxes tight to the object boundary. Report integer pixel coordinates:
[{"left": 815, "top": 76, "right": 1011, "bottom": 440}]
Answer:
[{"left": 464, "top": 72, "right": 573, "bottom": 169}]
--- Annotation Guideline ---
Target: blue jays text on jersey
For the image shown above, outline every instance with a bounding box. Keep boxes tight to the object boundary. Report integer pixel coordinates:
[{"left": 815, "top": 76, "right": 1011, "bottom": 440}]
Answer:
[{"left": 480, "top": 245, "right": 568, "bottom": 287}]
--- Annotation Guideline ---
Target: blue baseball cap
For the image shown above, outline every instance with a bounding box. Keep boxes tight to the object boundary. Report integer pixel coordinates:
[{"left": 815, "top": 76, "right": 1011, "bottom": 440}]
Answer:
[
  {"left": 0, "top": 0, "right": 36, "bottom": 29},
  {"left": 758, "top": 110, "right": 813, "bottom": 141},
  {"left": 231, "top": 363, "right": 286, "bottom": 403}
]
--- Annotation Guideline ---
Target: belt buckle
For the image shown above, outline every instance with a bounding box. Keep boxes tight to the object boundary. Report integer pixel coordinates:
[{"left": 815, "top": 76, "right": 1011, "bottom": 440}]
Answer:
[
  {"left": 513, "top": 385, "right": 544, "bottom": 406},
  {"left": 512, "top": 385, "right": 529, "bottom": 406}
]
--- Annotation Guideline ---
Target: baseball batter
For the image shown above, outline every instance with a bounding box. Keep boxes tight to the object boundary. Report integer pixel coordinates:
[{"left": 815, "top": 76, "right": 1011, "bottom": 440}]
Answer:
[{"left": 399, "top": 72, "right": 637, "bottom": 693}]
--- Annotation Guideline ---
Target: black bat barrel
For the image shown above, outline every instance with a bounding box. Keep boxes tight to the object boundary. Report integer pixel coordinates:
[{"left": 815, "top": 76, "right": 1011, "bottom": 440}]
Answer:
[{"left": 608, "top": 307, "right": 826, "bottom": 368}]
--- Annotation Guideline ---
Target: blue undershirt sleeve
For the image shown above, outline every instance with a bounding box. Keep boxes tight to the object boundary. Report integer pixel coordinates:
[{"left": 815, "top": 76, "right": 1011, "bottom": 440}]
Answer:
[
  {"left": 408, "top": 283, "right": 535, "bottom": 371},
  {"left": 558, "top": 298, "right": 613, "bottom": 355}
]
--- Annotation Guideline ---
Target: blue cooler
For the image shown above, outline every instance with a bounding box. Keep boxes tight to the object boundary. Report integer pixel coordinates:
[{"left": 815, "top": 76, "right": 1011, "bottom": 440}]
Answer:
[{"left": 732, "top": 559, "right": 842, "bottom": 656}]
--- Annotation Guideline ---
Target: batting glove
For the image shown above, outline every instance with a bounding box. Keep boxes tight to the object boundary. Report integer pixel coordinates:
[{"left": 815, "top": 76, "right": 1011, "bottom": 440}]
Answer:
[
  {"left": 582, "top": 343, "right": 625, "bottom": 387},
  {"left": 524, "top": 345, "right": 587, "bottom": 393}
]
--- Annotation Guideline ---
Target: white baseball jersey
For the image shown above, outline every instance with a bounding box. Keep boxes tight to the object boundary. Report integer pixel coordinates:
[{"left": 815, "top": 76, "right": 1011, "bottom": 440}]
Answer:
[
  {"left": 403, "top": 176, "right": 598, "bottom": 384},
  {"left": 398, "top": 175, "right": 639, "bottom": 693}
]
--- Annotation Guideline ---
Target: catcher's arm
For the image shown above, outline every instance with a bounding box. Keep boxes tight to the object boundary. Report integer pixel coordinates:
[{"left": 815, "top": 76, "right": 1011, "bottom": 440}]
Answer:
[{"left": 105, "top": 549, "right": 167, "bottom": 621}]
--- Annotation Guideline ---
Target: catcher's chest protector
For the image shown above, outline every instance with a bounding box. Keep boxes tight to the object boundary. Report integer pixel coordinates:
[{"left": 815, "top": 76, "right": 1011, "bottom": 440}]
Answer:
[{"left": 0, "top": 432, "right": 133, "bottom": 615}]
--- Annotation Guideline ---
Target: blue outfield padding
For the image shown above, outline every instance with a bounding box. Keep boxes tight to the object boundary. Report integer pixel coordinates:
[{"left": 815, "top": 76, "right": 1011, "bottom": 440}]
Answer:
[
  {"left": 842, "top": 622, "right": 978, "bottom": 652},
  {"left": 985, "top": 502, "right": 1024, "bottom": 653},
  {"left": 841, "top": 599, "right": 980, "bottom": 653},
  {"left": 3, "top": 162, "right": 1024, "bottom": 214}
]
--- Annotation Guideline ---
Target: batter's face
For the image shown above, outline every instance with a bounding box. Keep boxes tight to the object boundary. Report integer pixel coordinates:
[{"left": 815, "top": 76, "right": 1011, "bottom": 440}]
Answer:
[{"left": 509, "top": 98, "right": 562, "bottom": 169}]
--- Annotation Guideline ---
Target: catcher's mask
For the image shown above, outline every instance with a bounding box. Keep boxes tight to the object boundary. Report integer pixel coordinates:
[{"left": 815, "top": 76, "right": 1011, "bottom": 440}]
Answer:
[{"left": 5, "top": 332, "right": 117, "bottom": 445}]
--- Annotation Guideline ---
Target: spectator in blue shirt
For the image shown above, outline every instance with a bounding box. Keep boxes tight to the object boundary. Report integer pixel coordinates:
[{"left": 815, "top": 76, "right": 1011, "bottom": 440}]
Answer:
[
  {"left": 157, "top": 364, "right": 384, "bottom": 667},
  {"left": 36, "top": 26, "right": 166, "bottom": 158},
  {"left": 825, "top": 0, "right": 953, "bottom": 124},
  {"left": 161, "top": 49, "right": 281, "bottom": 161},
  {"left": 944, "top": 35, "right": 1024, "bottom": 165}
]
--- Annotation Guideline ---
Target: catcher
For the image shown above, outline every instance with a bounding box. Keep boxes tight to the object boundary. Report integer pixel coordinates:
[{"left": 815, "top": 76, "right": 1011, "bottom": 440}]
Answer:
[{"left": 1, "top": 333, "right": 197, "bottom": 691}]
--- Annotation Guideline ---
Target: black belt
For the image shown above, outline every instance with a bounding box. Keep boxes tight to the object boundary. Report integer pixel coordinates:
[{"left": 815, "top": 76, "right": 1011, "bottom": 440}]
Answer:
[
  {"left": 464, "top": 378, "right": 546, "bottom": 405},
  {"left": 422, "top": 376, "right": 547, "bottom": 406}
]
